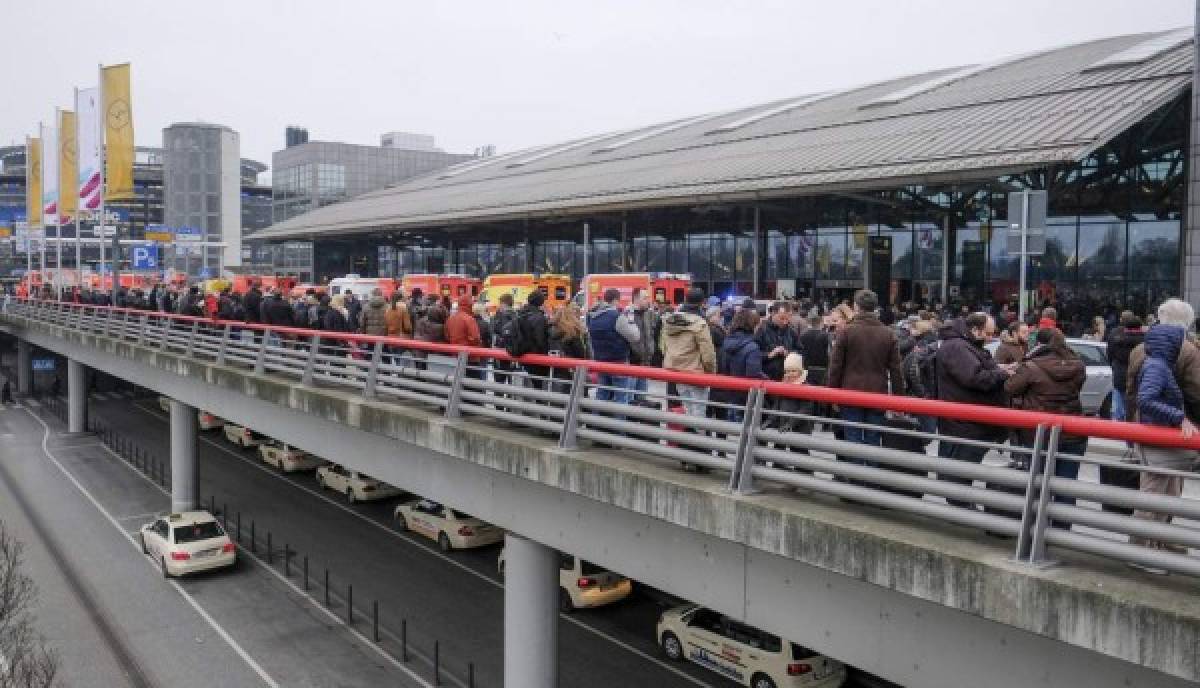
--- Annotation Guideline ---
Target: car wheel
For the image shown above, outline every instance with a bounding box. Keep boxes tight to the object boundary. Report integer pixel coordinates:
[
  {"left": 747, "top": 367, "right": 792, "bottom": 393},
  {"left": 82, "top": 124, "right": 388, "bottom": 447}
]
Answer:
[
  {"left": 661, "top": 631, "right": 682, "bottom": 661},
  {"left": 140, "top": 533, "right": 149, "bottom": 555},
  {"left": 558, "top": 588, "right": 574, "bottom": 613},
  {"left": 438, "top": 532, "right": 452, "bottom": 552},
  {"left": 395, "top": 513, "right": 408, "bottom": 532},
  {"left": 346, "top": 488, "right": 356, "bottom": 505},
  {"left": 750, "top": 673, "right": 776, "bottom": 688},
  {"left": 160, "top": 557, "right": 170, "bottom": 579}
]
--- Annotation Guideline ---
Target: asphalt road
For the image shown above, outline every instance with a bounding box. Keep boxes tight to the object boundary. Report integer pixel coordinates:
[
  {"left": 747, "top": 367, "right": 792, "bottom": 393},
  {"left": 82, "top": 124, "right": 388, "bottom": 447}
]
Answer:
[
  {"left": 89, "top": 393, "right": 741, "bottom": 688},
  {"left": 0, "top": 396, "right": 434, "bottom": 688}
]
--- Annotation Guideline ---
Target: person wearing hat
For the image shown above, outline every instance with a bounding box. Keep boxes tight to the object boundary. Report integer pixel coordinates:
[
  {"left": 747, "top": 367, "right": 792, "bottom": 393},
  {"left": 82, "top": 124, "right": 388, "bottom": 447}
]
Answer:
[{"left": 660, "top": 287, "right": 717, "bottom": 418}]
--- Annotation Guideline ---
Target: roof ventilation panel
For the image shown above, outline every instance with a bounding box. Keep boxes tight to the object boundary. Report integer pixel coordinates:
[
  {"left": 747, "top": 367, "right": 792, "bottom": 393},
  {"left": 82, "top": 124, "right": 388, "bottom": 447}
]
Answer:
[{"left": 1083, "top": 27, "right": 1192, "bottom": 71}]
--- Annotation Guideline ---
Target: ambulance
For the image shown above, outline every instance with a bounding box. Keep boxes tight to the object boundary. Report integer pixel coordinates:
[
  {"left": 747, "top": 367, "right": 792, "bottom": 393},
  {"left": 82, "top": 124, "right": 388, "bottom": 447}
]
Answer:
[
  {"left": 480, "top": 273, "right": 571, "bottom": 312},
  {"left": 576, "top": 273, "right": 691, "bottom": 310},
  {"left": 229, "top": 275, "right": 299, "bottom": 295},
  {"left": 401, "top": 274, "right": 481, "bottom": 301},
  {"left": 327, "top": 275, "right": 401, "bottom": 300}
]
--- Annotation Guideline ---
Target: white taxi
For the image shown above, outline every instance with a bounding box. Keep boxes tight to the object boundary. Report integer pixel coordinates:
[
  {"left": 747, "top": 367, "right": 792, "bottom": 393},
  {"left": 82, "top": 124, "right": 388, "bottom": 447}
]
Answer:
[
  {"left": 499, "top": 549, "right": 632, "bottom": 612},
  {"left": 139, "top": 511, "right": 236, "bottom": 578},
  {"left": 197, "top": 410, "right": 224, "bottom": 431},
  {"left": 657, "top": 605, "right": 846, "bottom": 688},
  {"left": 394, "top": 499, "right": 503, "bottom": 551},
  {"left": 316, "top": 463, "right": 403, "bottom": 504},
  {"left": 223, "top": 422, "right": 265, "bottom": 448},
  {"left": 259, "top": 441, "right": 325, "bottom": 473},
  {"left": 157, "top": 396, "right": 171, "bottom": 412}
]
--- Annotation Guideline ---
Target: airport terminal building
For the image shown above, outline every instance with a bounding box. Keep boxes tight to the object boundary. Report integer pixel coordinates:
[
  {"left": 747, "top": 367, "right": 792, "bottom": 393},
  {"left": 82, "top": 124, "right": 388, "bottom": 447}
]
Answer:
[{"left": 254, "top": 28, "right": 1197, "bottom": 319}]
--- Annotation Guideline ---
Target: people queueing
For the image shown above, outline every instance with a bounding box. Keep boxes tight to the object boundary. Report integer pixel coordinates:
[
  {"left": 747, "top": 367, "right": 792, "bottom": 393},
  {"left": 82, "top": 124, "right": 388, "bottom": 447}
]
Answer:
[
  {"left": 660, "top": 287, "right": 717, "bottom": 419},
  {"left": 585, "top": 288, "right": 640, "bottom": 405}
]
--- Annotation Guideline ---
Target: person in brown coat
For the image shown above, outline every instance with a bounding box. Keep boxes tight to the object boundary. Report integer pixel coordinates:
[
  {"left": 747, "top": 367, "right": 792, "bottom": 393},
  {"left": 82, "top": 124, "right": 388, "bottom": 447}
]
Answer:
[
  {"left": 384, "top": 293, "right": 413, "bottom": 338},
  {"left": 993, "top": 320, "right": 1029, "bottom": 365},
  {"left": 827, "top": 289, "right": 904, "bottom": 447},
  {"left": 445, "top": 295, "right": 482, "bottom": 348}
]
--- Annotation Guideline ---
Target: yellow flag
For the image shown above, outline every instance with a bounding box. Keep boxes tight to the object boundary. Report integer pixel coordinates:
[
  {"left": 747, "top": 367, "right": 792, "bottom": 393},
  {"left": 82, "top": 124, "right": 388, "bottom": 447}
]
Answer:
[
  {"left": 26, "top": 137, "right": 42, "bottom": 227},
  {"left": 102, "top": 63, "right": 135, "bottom": 200},
  {"left": 59, "top": 110, "right": 77, "bottom": 222}
]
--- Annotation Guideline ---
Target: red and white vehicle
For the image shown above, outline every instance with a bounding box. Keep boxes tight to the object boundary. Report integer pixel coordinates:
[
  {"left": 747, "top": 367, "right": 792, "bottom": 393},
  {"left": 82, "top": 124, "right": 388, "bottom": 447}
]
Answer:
[
  {"left": 575, "top": 273, "right": 691, "bottom": 310},
  {"left": 328, "top": 274, "right": 401, "bottom": 300}
]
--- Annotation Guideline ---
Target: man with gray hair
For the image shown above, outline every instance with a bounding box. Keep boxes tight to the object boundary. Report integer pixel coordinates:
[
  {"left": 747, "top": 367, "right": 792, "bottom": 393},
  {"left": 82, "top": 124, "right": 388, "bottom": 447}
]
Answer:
[{"left": 1125, "top": 298, "right": 1200, "bottom": 421}]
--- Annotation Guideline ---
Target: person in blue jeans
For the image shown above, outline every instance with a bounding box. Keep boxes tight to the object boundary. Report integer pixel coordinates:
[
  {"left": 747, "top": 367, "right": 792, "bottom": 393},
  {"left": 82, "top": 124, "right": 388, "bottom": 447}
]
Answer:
[
  {"left": 826, "top": 289, "right": 905, "bottom": 455},
  {"left": 586, "top": 288, "right": 641, "bottom": 406}
]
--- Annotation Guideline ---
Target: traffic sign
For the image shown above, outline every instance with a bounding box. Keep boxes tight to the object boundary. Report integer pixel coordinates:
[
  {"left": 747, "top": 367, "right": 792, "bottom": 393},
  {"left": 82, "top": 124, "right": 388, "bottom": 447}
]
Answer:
[
  {"left": 144, "top": 224, "right": 174, "bottom": 242},
  {"left": 132, "top": 245, "right": 160, "bottom": 270},
  {"left": 1006, "top": 190, "right": 1047, "bottom": 255},
  {"left": 175, "top": 226, "right": 204, "bottom": 242},
  {"left": 93, "top": 225, "right": 117, "bottom": 237}
]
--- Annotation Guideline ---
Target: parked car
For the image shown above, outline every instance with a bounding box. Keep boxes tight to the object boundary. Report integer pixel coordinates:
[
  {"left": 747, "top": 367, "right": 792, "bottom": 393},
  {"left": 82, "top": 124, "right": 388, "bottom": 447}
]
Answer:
[
  {"left": 985, "top": 338, "right": 1112, "bottom": 415},
  {"left": 223, "top": 423, "right": 266, "bottom": 448},
  {"left": 498, "top": 548, "right": 632, "bottom": 612},
  {"left": 139, "top": 511, "right": 235, "bottom": 578},
  {"left": 259, "top": 441, "right": 325, "bottom": 473},
  {"left": 197, "top": 411, "right": 224, "bottom": 431},
  {"left": 395, "top": 498, "right": 503, "bottom": 551},
  {"left": 657, "top": 605, "right": 847, "bottom": 688},
  {"left": 316, "top": 463, "right": 403, "bottom": 503}
]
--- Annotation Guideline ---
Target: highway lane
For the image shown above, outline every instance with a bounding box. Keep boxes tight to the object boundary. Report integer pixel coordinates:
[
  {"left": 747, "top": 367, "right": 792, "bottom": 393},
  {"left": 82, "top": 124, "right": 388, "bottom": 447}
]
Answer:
[
  {"left": 92, "top": 394, "right": 734, "bottom": 688},
  {"left": 4, "top": 398, "right": 432, "bottom": 688}
]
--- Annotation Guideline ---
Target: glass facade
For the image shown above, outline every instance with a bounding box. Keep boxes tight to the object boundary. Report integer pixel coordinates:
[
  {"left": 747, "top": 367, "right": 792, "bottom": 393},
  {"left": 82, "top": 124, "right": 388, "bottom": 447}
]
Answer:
[{"left": 293, "top": 94, "right": 1188, "bottom": 320}]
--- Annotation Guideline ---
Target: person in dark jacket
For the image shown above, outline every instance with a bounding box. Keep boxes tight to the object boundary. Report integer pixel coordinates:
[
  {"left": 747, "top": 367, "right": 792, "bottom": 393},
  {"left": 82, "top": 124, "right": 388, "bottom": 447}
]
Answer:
[
  {"left": 797, "top": 314, "right": 830, "bottom": 387},
  {"left": 216, "top": 288, "right": 237, "bottom": 320},
  {"left": 1106, "top": 311, "right": 1145, "bottom": 422},
  {"left": 705, "top": 306, "right": 726, "bottom": 352},
  {"left": 322, "top": 294, "right": 352, "bottom": 332},
  {"left": 548, "top": 304, "right": 588, "bottom": 393},
  {"left": 934, "top": 313, "right": 1014, "bottom": 509},
  {"left": 1129, "top": 318, "right": 1199, "bottom": 568},
  {"left": 243, "top": 283, "right": 263, "bottom": 324},
  {"left": 754, "top": 302, "right": 802, "bottom": 382},
  {"left": 344, "top": 292, "right": 363, "bottom": 332},
  {"left": 263, "top": 289, "right": 295, "bottom": 328},
  {"left": 516, "top": 290, "right": 551, "bottom": 389},
  {"left": 993, "top": 321, "right": 1028, "bottom": 365},
  {"left": 472, "top": 303, "right": 492, "bottom": 350},
  {"left": 415, "top": 305, "right": 448, "bottom": 343},
  {"left": 586, "top": 288, "right": 640, "bottom": 405},
  {"left": 1005, "top": 327, "right": 1087, "bottom": 511},
  {"left": 718, "top": 308, "right": 766, "bottom": 421},
  {"left": 826, "top": 289, "right": 904, "bottom": 447}
]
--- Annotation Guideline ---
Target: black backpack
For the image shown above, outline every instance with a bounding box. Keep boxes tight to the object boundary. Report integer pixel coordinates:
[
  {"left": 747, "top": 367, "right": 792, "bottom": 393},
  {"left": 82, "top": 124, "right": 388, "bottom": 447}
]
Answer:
[
  {"left": 503, "top": 311, "right": 529, "bottom": 358},
  {"left": 914, "top": 340, "right": 940, "bottom": 400}
]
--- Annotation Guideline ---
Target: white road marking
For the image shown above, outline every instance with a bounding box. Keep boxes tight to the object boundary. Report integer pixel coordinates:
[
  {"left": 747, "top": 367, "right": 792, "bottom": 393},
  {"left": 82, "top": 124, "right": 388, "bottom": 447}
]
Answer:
[
  {"left": 20, "top": 407, "right": 281, "bottom": 688},
  {"left": 97, "top": 408, "right": 436, "bottom": 688},
  {"left": 116, "top": 511, "right": 163, "bottom": 524},
  {"left": 24, "top": 398, "right": 40, "bottom": 407},
  {"left": 130, "top": 402, "right": 716, "bottom": 688}
]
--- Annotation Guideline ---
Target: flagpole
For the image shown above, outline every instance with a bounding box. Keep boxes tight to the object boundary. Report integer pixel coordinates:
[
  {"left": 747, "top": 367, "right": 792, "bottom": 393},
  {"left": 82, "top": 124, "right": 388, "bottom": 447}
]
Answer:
[
  {"left": 54, "top": 107, "right": 63, "bottom": 298},
  {"left": 73, "top": 87, "right": 81, "bottom": 290},
  {"left": 97, "top": 63, "right": 107, "bottom": 302},
  {"left": 38, "top": 122, "right": 46, "bottom": 291},
  {"left": 24, "top": 136, "right": 31, "bottom": 296}
]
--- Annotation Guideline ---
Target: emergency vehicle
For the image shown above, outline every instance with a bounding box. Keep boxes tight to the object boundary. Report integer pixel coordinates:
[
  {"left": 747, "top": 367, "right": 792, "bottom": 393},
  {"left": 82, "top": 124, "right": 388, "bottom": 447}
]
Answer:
[
  {"left": 328, "top": 275, "right": 400, "bottom": 300},
  {"left": 575, "top": 273, "right": 691, "bottom": 310},
  {"left": 401, "top": 274, "right": 481, "bottom": 301},
  {"left": 480, "top": 273, "right": 571, "bottom": 312}
]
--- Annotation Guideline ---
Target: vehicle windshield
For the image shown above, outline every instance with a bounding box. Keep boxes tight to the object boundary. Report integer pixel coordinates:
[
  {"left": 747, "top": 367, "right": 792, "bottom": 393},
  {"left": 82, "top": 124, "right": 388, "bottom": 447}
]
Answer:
[
  {"left": 581, "top": 560, "right": 606, "bottom": 576},
  {"left": 174, "top": 521, "right": 225, "bottom": 544},
  {"left": 1069, "top": 343, "right": 1108, "bottom": 366},
  {"left": 792, "top": 643, "right": 819, "bottom": 660}
]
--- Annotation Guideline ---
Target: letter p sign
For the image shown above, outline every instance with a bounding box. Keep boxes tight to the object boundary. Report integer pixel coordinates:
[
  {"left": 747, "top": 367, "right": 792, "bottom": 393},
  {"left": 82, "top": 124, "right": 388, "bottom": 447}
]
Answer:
[{"left": 132, "top": 245, "right": 159, "bottom": 270}]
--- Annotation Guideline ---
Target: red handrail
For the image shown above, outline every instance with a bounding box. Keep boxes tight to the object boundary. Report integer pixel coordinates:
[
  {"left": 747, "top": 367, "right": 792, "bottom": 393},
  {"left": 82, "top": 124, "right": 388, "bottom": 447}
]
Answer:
[{"left": 21, "top": 297, "right": 1200, "bottom": 450}]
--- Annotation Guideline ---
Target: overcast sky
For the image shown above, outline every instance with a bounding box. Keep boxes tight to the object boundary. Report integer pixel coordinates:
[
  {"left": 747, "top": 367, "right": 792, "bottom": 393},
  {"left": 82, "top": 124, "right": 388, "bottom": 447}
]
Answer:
[{"left": 3, "top": 0, "right": 1193, "bottom": 181}]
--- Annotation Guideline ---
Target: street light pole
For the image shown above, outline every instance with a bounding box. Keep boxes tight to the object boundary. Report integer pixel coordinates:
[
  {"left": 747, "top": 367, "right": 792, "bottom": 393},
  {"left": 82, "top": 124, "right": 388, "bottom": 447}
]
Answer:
[{"left": 1017, "top": 193, "right": 1030, "bottom": 323}]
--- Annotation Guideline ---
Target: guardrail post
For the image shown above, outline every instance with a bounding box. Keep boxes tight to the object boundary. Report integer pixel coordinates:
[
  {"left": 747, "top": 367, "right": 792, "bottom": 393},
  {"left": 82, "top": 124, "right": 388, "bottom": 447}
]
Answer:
[
  {"left": 444, "top": 351, "right": 470, "bottom": 419},
  {"left": 185, "top": 320, "right": 199, "bottom": 357},
  {"left": 303, "top": 335, "right": 320, "bottom": 386},
  {"left": 120, "top": 310, "right": 131, "bottom": 340},
  {"left": 254, "top": 329, "right": 270, "bottom": 374},
  {"left": 1013, "top": 424, "right": 1046, "bottom": 562},
  {"left": 363, "top": 340, "right": 384, "bottom": 398},
  {"left": 727, "top": 388, "right": 766, "bottom": 495},
  {"left": 103, "top": 308, "right": 115, "bottom": 338},
  {"left": 158, "top": 317, "right": 171, "bottom": 351},
  {"left": 558, "top": 365, "right": 589, "bottom": 450},
  {"left": 216, "top": 324, "right": 233, "bottom": 365},
  {"left": 136, "top": 314, "right": 148, "bottom": 346},
  {"left": 1028, "top": 425, "right": 1062, "bottom": 566}
]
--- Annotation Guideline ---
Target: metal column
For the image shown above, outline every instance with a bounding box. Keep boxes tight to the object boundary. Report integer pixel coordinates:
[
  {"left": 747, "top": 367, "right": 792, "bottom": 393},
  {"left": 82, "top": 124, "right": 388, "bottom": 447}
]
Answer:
[
  {"left": 68, "top": 359, "right": 87, "bottom": 433},
  {"left": 169, "top": 399, "right": 199, "bottom": 513},
  {"left": 1184, "top": 0, "right": 1200, "bottom": 306},
  {"left": 503, "top": 533, "right": 558, "bottom": 688},
  {"left": 16, "top": 339, "right": 32, "bottom": 396}
]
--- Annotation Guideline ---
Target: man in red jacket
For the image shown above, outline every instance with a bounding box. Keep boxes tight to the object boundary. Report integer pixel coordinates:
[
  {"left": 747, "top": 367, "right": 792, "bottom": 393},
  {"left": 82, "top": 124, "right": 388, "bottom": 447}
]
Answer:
[{"left": 445, "top": 295, "right": 483, "bottom": 377}]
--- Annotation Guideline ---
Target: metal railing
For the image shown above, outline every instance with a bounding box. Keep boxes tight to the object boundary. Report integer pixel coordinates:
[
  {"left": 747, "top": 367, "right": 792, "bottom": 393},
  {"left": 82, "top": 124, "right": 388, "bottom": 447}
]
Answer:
[{"left": 8, "top": 297, "right": 1200, "bottom": 578}]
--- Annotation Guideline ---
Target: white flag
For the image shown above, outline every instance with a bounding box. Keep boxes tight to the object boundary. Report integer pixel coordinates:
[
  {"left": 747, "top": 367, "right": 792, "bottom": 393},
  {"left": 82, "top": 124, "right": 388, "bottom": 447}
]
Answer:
[
  {"left": 77, "top": 87, "right": 102, "bottom": 213},
  {"left": 41, "top": 123, "right": 58, "bottom": 226}
]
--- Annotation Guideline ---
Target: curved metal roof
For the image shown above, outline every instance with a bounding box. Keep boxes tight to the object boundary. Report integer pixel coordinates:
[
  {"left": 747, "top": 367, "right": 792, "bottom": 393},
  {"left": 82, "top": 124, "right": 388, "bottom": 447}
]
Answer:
[{"left": 255, "top": 28, "right": 1194, "bottom": 240}]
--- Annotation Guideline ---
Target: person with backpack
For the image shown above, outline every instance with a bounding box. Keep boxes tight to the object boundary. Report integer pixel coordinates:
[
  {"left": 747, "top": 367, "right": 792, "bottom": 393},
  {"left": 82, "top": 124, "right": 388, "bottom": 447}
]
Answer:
[
  {"left": 933, "top": 313, "right": 1015, "bottom": 509},
  {"left": 243, "top": 282, "right": 263, "bottom": 324},
  {"left": 660, "top": 287, "right": 717, "bottom": 419},
  {"left": 1106, "top": 311, "right": 1145, "bottom": 422},
  {"left": 586, "top": 288, "right": 640, "bottom": 405},
  {"left": 511, "top": 290, "right": 551, "bottom": 389},
  {"left": 491, "top": 293, "right": 519, "bottom": 390},
  {"left": 901, "top": 318, "right": 939, "bottom": 436}
]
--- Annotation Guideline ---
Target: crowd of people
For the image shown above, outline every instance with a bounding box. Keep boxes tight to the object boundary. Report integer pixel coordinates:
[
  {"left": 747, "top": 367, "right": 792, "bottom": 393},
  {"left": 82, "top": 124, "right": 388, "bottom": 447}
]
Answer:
[{"left": 32, "top": 279, "right": 1199, "bottom": 570}]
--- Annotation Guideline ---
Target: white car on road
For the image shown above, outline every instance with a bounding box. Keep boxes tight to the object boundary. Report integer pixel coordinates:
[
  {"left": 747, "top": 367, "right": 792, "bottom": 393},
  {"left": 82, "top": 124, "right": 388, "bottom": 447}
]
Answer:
[
  {"left": 140, "top": 511, "right": 235, "bottom": 578},
  {"left": 316, "top": 463, "right": 403, "bottom": 503},
  {"left": 259, "top": 441, "right": 325, "bottom": 472},
  {"left": 156, "top": 398, "right": 224, "bottom": 430},
  {"left": 223, "top": 422, "right": 266, "bottom": 448},
  {"left": 499, "top": 549, "right": 632, "bottom": 611},
  {"left": 657, "top": 605, "right": 846, "bottom": 688},
  {"left": 395, "top": 499, "right": 503, "bottom": 551}
]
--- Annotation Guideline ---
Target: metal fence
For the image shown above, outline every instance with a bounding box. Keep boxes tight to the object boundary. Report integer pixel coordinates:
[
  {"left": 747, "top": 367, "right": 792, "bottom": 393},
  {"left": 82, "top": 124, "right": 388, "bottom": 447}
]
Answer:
[{"left": 9, "top": 298, "right": 1200, "bottom": 578}]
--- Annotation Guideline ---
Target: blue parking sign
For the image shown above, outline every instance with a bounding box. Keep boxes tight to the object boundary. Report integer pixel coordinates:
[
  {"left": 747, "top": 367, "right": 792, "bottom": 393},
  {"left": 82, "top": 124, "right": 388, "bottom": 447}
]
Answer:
[{"left": 132, "top": 244, "right": 159, "bottom": 270}]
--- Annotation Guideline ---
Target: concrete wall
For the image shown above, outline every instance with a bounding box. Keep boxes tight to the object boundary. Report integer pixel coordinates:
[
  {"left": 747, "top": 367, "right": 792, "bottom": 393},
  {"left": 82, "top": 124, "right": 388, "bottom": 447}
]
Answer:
[{"left": 7, "top": 316, "right": 1199, "bottom": 688}]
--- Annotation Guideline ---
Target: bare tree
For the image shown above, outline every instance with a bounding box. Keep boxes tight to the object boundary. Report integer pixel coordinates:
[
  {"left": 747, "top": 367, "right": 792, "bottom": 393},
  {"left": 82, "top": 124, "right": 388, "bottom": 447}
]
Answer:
[{"left": 0, "top": 523, "right": 56, "bottom": 688}]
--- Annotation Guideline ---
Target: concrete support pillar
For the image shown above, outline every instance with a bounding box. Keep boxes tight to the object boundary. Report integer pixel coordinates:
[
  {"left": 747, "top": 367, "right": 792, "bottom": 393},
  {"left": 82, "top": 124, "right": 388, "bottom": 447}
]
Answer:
[
  {"left": 1184, "top": 2, "right": 1200, "bottom": 307},
  {"left": 169, "top": 399, "right": 199, "bottom": 513},
  {"left": 67, "top": 359, "right": 87, "bottom": 433},
  {"left": 16, "top": 339, "right": 31, "bottom": 396},
  {"left": 503, "top": 533, "right": 558, "bottom": 688}
]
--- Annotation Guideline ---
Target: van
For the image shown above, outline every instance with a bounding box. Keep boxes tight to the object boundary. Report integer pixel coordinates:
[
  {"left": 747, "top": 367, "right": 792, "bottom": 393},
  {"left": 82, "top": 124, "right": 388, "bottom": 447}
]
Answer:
[
  {"left": 480, "top": 273, "right": 571, "bottom": 312},
  {"left": 576, "top": 273, "right": 691, "bottom": 310}
]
